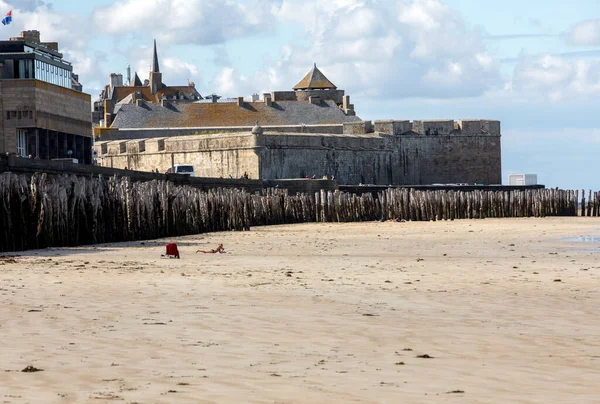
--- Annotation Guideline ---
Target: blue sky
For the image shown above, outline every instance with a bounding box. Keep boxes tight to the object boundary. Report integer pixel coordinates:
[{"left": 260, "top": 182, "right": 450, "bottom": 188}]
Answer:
[{"left": 2, "top": 0, "right": 600, "bottom": 189}]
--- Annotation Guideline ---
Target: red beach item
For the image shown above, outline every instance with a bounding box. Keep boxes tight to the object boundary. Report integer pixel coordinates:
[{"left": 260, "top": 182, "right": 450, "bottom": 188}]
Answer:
[{"left": 165, "top": 243, "right": 180, "bottom": 259}]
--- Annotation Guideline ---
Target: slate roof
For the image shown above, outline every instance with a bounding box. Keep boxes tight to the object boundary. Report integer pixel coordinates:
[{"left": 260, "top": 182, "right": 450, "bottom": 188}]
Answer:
[
  {"left": 158, "top": 86, "right": 202, "bottom": 100},
  {"left": 293, "top": 64, "right": 337, "bottom": 90},
  {"left": 111, "top": 85, "right": 202, "bottom": 104},
  {"left": 111, "top": 99, "right": 360, "bottom": 129},
  {"left": 113, "top": 86, "right": 155, "bottom": 103}
]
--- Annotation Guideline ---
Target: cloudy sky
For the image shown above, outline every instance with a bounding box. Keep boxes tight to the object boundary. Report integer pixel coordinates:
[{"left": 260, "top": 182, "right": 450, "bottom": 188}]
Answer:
[{"left": 1, "top": 0, "right": 600, "bottom": 188}]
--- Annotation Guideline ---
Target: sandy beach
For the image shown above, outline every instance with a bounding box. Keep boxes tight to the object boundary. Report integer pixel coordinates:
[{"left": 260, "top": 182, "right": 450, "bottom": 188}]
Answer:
[{"left": 1, "top": 217, "right": 599, "bottom": 403}]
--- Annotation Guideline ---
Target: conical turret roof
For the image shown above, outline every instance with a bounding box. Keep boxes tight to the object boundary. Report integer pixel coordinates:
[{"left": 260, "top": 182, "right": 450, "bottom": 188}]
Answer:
[{"left": 293, "top": 63, "right": 337, "bottom": 90}]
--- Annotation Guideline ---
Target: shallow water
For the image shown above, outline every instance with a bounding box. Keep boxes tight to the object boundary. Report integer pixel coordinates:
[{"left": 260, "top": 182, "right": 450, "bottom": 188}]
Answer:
[{"left": 563, "top": 236, "right": 600, "bottom": 243}]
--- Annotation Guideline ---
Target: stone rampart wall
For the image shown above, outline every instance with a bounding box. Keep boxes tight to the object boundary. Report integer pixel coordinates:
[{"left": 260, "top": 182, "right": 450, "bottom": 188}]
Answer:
[
  {"left": 347, "top": 119, "right": 501, "bottom": 136},
  {"left": 258, "top": 134, "right": 500, "bottom": 184},
  {"left": 95, "top": 125, "right": 502, "bottom": 185}
]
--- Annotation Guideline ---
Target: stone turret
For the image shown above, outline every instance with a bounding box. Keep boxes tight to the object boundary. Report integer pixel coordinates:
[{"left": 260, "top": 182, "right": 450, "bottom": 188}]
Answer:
[{"left": 270, "top": 63, "right": 346, "bottom": 105}]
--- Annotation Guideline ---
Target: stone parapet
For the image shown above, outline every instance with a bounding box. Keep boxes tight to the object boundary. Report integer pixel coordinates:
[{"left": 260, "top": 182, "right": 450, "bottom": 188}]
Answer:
[
  {"left": 412, "top": 120, "right": 454, "bottom": 135},
  {"left": 374, "top": 120, "right": 411, "bottom": 135},
  {"left": 343, "top": 121, "right": 374, "bottom": 135},
  {"left": 107, "top": 140, "right": 127, "bottom": 155},
  {"left": 371, "top": 119, "right": 502, "bottom": 136},
  {"left": 126, "top": 139, "right": 145, "bottom": 154},
  {"left": 144, "top": 138, "right": 165, "bottom": 153}
]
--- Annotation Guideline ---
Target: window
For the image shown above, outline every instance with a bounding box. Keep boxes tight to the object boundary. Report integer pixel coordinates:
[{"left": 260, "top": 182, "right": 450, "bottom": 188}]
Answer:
[
  {"left": 17, "top": 129, "right": 27, "bottom": 156},
  {"left": 18, "top": 60, "right": 25, "bottom": 79},
  {"left": 25, "top": 60, "right": 32, "bottom": 78}
]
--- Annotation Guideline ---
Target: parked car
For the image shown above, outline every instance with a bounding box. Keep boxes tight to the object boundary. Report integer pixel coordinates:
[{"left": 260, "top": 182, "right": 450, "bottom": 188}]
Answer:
[{"left": 167, "top": 164, "right": 196, "bottom": 176}]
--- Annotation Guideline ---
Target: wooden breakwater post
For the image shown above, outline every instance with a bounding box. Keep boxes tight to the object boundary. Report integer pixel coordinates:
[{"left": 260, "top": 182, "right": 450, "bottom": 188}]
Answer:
[{"left": 1, "top": 170, "right": 596, "bottom": 253}]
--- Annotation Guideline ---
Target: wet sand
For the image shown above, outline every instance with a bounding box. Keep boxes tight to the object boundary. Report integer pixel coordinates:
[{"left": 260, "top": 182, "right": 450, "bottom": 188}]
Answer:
[{"left": 1, "top": 217, "right": 599, "bottom": 403}]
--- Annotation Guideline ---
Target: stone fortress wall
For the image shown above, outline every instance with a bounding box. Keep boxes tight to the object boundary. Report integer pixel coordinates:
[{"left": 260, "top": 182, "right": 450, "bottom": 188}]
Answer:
[{"left": 94, "top": 118, "right": 501, "bottom": 185}]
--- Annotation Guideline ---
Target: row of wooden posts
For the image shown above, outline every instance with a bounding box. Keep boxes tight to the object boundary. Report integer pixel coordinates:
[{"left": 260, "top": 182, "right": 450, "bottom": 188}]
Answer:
[{"left": 0, "top": 172, "right": 594, "bottom": 252}]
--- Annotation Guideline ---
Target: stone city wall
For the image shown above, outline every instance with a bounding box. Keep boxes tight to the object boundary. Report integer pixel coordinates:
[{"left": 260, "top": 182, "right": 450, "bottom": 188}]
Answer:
[
  {"left": 95, "top": 119, "right": 501, "bottom": 185},
  {"left": 96, "top": 133, "right": 261, "bottom": 178},
  {"left": 258, "top": 132, "right": 500, "bottom": 185},
  {"left": 346, "top": 119, "right": 501, "bottom": 136}
]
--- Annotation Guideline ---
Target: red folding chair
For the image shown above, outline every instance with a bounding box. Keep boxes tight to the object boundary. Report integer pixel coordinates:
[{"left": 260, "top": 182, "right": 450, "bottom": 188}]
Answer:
[{"left": 165, "top": 243, "right": 180, "bottom": 259}]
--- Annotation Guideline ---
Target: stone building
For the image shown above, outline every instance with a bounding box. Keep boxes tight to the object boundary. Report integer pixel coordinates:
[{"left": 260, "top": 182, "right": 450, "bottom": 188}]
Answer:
[
  {"left": 92, "top": 40, "right": 202, "bottom": 127},
  {"left": 94, "top": 64, "right": 501, "bottom": 185},
  {"left": 0, "top": 31, "right": 92, "bottom": 163}
]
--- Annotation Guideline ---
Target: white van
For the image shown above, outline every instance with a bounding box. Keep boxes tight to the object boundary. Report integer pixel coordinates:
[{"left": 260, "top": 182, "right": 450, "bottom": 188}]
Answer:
[{"left": 169, "top": 164, "right": 196, "bottom": 176}]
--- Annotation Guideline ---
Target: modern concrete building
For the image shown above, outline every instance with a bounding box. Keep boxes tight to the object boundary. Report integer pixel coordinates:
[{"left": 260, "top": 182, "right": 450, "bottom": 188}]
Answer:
[{"left": 0, "top": 30, "right": 92, "bottom": 163}]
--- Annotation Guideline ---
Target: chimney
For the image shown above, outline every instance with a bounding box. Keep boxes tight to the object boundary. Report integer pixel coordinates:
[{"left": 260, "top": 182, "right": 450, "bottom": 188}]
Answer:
[
  {"left": 110, "top": 73, "right": 123, "bottom": 90},
  {"left": 42, "top": 42, "right": 59, "bottom": 51},
  {"left": 250, "top": 93, "right": 259, "bottom": 102},
  {"left": 237, "top": 96, "right": 244, "bottom": 107},
  {"left": 343, "top": 95, "right": 350, "bottom": 110},
  {"left": 136, "top": 99, "right": 143, "bottom": 107},
  {"left": 309, "top": 95, "right": 321, "bottom": 105},
  {"left": 20, "top": 30, "right": 41, "bottom": 44},
  {"left": 263, "top": 93, "right": 272, "bottom": 106}
]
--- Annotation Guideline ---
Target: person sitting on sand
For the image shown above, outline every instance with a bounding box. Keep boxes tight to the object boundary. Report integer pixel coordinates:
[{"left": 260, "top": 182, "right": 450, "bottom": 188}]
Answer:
[{"left": 196, "top": 244, "right": 226, "bottom": 254}]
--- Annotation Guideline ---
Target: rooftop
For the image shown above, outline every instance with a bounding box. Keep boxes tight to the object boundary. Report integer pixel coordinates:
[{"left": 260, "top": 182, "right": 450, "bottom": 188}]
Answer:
[
  {"left": 112, "top": 85, "right": 201, "bottom": 104},
  {"left": 111, "top": 99, "right": 361, "bottom": 129}
]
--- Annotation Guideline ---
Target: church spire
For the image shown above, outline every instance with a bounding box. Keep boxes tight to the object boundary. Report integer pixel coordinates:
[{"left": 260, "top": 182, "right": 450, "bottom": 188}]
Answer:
[
  {"left": 152, "top": 39, "right": 160, "bottom": 73},
  {"left": 149, "top": 39, "right": 163, "bottom": 95}
]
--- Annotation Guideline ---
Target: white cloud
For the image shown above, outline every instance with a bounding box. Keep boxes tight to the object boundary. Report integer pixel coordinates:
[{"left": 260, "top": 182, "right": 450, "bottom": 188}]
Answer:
[
  {"left": 129, "top": 45, "right": 202, "bottom": 88},
  {"left": 0, "top": 1, "right": 88, "bottom": 47},
  {"left": 0, "top": 1, "right": 100, "bottom": 93},
  {"left": 1, "top": 0, "right": 52, "bottom": 12},
  {"left": 3, "top": 0, "right": 503, "bottom": 102},
  {"left": 568, "top": 19, "right": 600, "bottom": 47},
  {"left": 512, "top": 53, "right": 600, "bottom": 101},
  {"left": 92, "top": 0, "right": 275, "bottom": 45},
  {"left": 210, "top": 67, "right": 256, "bottom": 96},
  {"left": 214, "top": 0, "right": 501, "bottom": 100},
  {"left": 162, "top": 57, "right": 200, "bottom": 83}
]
